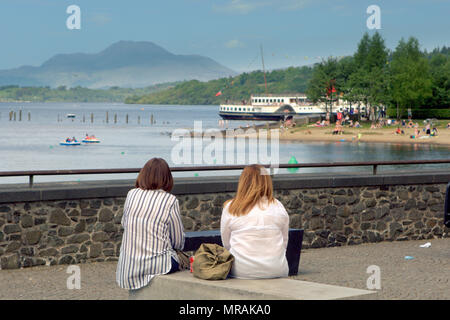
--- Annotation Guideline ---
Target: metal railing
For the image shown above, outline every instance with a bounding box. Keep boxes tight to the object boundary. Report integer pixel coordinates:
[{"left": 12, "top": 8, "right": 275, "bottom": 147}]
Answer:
[{"left": 0, "top": 159, "right": 449, "bottom": 188}]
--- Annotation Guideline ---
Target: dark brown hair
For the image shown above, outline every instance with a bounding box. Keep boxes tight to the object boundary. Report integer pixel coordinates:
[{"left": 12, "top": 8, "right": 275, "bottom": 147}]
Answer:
[{"left": 135, "top": 158, "right": 173, "bottom": 192}]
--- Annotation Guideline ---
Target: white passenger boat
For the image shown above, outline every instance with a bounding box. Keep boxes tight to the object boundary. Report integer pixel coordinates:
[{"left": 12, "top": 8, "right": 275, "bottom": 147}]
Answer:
[{"left": 219, "top": 93, "right": 327, "bottom": 121}]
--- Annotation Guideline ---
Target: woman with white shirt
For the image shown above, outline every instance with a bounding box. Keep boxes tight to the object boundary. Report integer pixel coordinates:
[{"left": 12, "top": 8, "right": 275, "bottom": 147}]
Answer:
[
  {"left": 116, "top": 158, "right": 184, "bottom": 292},
  {"left": 220, "top": 164, "right": 289, "bottom": 279}
]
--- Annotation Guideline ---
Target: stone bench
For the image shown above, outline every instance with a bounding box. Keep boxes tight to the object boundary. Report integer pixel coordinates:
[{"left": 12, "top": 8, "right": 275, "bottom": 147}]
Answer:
[
  {"left": 183, "top": 229, "right": 304, "bottom": 276},
  {"left": 129, "top": 270, "right": 375, "bottom": 300},
  {"left": 129, "top": 229, "right": 375, "bottom": 300}
]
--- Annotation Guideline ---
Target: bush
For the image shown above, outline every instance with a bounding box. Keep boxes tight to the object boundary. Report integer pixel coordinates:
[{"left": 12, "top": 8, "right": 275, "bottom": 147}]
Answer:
[{"left": 387, "top": 108, "right": 450, "bottom": 119}]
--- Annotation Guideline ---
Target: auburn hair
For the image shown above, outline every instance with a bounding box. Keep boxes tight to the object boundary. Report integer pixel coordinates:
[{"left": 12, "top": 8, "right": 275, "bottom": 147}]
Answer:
[
  {"left": 225, "top": 164, "right": 274, "bottom": 216},
  {"left": 135, "top": 158, "right": 173, "bottom": 192}
]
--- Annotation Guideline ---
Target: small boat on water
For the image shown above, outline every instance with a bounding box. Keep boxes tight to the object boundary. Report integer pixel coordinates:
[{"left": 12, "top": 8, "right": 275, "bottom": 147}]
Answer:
[
  {"left": 66, "top": 113, "right": 76, "bottom": 118},
  {"left": 82, "top": 135, "right": 100, "bottom": 143},
  {"left": 82, "top": 138, "right": 101, "bottom": 143},
  {"left": 60, "top": 141, "right": 81, "bottom": 146}
]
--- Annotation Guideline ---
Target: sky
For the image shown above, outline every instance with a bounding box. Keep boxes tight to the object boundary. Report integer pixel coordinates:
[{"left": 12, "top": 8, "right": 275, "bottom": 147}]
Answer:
[{"left": 0, "top": 0, "right": 449, "bottom": 72}]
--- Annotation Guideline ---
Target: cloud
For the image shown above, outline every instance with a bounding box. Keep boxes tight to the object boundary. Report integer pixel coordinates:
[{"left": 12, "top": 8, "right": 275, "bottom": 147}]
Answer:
[
  {"left": 279, "top": 0, "right": 311, "bottom": 10},
  {"left": 224, "top": 39, "right": 245, "bottom": 48},
  {"left": 212, "top": 0, "right": 313, "bottom": 14},
  {"left": 213, "top": 0, "right": 264, "bottom": 14},
  {"left": 89, "top": 13, "right": 112, "bottom": 26}
]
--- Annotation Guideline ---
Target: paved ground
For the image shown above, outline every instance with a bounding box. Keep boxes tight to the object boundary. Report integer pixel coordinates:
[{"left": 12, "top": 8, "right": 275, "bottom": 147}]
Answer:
[{"left": 0, "top": 238, "right": 449, "bottom": 300}]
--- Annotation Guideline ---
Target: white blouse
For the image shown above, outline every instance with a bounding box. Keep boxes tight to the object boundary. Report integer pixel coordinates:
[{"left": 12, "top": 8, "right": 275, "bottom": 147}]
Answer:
[{"left": 220, "top": 198, "right": 289, "bottom": 279}]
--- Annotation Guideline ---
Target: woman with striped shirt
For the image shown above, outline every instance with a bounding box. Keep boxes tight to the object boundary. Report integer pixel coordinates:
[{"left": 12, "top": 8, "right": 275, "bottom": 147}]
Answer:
[{"left": 116, "top": 158, "right": 185, "bottom": 291}]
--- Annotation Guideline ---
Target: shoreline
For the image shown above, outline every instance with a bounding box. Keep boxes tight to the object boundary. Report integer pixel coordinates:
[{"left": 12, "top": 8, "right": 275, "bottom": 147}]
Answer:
[
  {"left": 232, "top": 125, "right": 450, "bottom": 147},
  {"left": 278, "top": 126, "right": 450, "bottom": 147}
]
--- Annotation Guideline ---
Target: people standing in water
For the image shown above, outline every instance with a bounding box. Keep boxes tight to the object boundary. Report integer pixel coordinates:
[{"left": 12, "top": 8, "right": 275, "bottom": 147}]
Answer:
[
  {"left": 220, "top": 164, "right": 289, "bottom": 279},
  {"left": 116, "top": 158, "right": 184, "bottom": 293}
]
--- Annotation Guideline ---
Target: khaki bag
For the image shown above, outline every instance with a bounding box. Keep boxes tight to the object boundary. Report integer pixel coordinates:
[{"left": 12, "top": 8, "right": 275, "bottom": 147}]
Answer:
[{"left": 192, "top": 243, "right": 234, "bottom": 280}]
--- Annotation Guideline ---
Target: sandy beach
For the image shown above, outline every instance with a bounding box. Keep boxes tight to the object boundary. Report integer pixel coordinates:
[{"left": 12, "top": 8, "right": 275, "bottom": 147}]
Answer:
[{"left": 278, "top": 125, "right": 450, "bottom": 147}]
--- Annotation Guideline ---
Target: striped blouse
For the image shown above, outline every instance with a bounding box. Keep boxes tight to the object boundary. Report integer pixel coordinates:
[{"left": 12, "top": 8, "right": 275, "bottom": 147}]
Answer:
[{"left": 116, "top": 188, "right": 185, "bottom": 290}]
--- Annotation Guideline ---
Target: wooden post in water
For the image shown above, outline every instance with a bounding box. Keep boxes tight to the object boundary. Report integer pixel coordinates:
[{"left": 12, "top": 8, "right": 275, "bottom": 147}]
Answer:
[
  {"left": 114, "top": 113, "right": 117, "bottom": 124},
  {"left": 13, "top": 112, "right": 16, "bottom": 121},
  {"left": 83, "top": 114, "right": 85, "bottom": 123},
  {"left": 138, "top": 116, "right": 141, "bottom": 125},
  {"left": 28, "top": 112, "right": 31, "bottom": 121},
  {"left": 150, "top": 114, "right": 154, "bottom": 125},
  {"left": 106, "top": 111, "right": 109, "bottom": 123},
  {"left": 9, "top": 111, "right": 12, "bottom": 121},
  {"left": 91, "top": 113, "right": 94, "bottom": 123},
  {"left": 126, "top": 114, "right": 129, "bottom": 124},
  {"left": 19, "top": 110, "right": 22, "bottom": 121}
]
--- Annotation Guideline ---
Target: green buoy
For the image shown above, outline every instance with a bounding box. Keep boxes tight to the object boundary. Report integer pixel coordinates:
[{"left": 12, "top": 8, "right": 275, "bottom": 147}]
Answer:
[
  {"left": 194, "top": 173, "right": 199, "bottom": 177},
  {"left": 288, "top": 156, "right": 299, "bottom": 173}
]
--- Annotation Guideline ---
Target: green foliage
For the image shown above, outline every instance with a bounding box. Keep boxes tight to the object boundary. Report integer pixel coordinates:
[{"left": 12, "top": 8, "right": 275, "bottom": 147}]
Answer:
[
  {"left": 390, "top": 37, "right": 433, "bottom": 112},
  {"left": 305, "top": 57, "right": 341, "bottom": 113},
  {"left": 307, "top": 33, "right": 448, "bottom": 119},
  {"left": 0, "top": 83, "right": 177, "bottom": 103},
  {"left": 386, "top": 108, "right": 450, "bottom": 119},
  {"left": 125, "top": 66, "right": 314, "bottom": 105}
]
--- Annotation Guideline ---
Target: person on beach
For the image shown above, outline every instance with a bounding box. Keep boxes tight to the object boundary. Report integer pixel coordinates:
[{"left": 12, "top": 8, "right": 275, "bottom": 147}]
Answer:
[
  {"left": 426, "top": 123, "right": 431, "bottom": 135},
  {"left": 220, "top": 165, "right": 289, "bottom": 279},
  {"left": 116, "top": 158, "right": 184, "bottom": 293},
  {"left": 431, "top": 127, "right": 438, "bottom": 136}
]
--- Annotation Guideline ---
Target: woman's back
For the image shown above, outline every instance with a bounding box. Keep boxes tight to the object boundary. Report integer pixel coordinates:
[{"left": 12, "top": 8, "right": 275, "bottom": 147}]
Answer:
[
  {"left": 117, "top": 188, "right": 184, "bottom": 289},
  {"left": 221, "top": 198, "right": 289, "bottom": 279}
]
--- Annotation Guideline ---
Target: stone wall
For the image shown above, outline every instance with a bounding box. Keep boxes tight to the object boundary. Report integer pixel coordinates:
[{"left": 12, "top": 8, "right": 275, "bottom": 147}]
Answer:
[{"left": 0, "top": 172, "right": 449, "bottom": 270}]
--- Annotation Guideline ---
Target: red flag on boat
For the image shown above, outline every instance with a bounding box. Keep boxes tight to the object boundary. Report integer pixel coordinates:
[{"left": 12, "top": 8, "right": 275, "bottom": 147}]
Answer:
[{"left": 215, "top": 91, "right": 222, "bottom": 96}]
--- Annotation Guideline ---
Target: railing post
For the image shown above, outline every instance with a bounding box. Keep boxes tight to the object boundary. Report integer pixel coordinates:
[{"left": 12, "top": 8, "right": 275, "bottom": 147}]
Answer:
[
  {"left": 373, "top": 165, "right": 377, "bottom": 175},
  {"left": 29, "top": 175, "right": 34, "bottom": 188}
]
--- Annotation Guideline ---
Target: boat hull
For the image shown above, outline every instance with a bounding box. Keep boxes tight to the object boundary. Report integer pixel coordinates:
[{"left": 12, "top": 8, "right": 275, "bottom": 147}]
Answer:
[
  {"left": 219, "top": 111, "right": 325, "bottom": 121},
  {"left": 60, "top": 142, "right": 81, "bottom": 146}
]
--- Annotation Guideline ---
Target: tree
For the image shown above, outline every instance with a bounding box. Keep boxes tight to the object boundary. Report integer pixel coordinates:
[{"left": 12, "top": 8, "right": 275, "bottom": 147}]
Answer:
[
  {"left": 306, "top": 57, "right": 340, "bottom": 116},
  {"left": 347, "top": 32, "right": 390, "bottom": 121},
  {"left": 426, "top": 52, "right": 450, "bottom": 108},
  {"left": 390, "top": 37, "right": 433, "bottom": 116}
]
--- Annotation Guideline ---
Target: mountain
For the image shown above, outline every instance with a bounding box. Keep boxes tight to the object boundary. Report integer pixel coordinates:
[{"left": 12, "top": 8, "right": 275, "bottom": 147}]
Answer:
[{"left": 0, "top": 41, "right": 237, "bottom": 88}]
